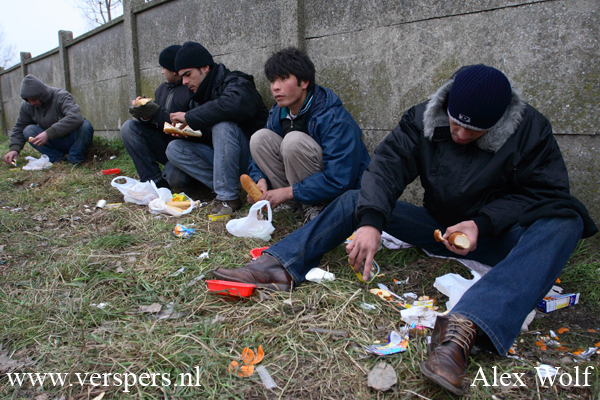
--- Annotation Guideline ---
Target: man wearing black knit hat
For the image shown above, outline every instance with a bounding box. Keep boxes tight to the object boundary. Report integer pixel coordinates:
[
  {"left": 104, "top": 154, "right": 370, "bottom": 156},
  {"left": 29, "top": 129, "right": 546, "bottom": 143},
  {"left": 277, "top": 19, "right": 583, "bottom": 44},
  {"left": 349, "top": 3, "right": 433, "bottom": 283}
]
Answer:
[
  {"left": 212, "top": 65, "right": 597, "bottom": 395},
  {"left": 166, "top": 41, "right": 269, "bottom": 215},
  {"left": 121, "top": 45, "right": 193, "bottom": 190}
]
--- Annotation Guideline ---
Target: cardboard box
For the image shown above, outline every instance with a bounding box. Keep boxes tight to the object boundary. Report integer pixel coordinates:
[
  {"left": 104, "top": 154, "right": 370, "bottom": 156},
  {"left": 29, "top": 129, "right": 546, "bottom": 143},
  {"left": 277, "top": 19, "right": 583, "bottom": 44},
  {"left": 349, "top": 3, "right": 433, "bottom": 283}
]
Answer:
[{"left": 537, "top": 293, "right": 580, "bottom": 313}]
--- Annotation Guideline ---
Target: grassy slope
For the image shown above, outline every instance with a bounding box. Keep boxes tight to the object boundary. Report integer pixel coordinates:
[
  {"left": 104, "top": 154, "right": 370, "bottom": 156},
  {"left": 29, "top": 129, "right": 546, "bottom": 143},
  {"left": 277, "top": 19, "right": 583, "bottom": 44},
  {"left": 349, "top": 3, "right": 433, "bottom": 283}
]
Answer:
[{"left": 0, "top": 136, "right": 598, "bottom": 399}]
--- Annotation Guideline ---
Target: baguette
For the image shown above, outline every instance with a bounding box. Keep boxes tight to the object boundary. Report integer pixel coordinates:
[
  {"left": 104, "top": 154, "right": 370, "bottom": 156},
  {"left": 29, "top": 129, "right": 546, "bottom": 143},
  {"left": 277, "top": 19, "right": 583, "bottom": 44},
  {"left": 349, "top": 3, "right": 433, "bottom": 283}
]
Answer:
[
  {"left": 433, "top": 229, "right": 471, "bottom": 249},
  {"left": 165, "top": 200, "right": 199, "bottom": 208},
  {"left": 240, "top": 174, "right": 262, "bottom": 202},
  {"left": 163, "top": 122, "right": 203, "bottom": 138},
  {"left": 135, "top": 98, "right": 152, "bottom": 106}
]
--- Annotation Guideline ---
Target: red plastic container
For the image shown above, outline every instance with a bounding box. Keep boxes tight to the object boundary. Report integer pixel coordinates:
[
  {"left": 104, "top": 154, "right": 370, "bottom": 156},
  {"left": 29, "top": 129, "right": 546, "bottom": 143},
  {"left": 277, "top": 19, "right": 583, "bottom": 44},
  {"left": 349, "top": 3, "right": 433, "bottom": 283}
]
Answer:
[
  {"left": 206, "top": 280, "right": 256, "bottom": 297},
  {"left": 250, "top": 246, "right": 269, "bottom": 259},
  {"left": 102, "top": 168, "right": 121, "bottom": 175}
]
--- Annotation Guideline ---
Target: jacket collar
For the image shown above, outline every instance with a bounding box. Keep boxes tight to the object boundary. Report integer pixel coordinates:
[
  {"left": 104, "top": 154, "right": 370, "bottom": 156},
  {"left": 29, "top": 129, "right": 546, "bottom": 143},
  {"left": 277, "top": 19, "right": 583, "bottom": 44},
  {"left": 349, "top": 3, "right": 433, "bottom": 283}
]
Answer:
[{"left": 423, "top": 78, "right": 527, "bottom": 152}]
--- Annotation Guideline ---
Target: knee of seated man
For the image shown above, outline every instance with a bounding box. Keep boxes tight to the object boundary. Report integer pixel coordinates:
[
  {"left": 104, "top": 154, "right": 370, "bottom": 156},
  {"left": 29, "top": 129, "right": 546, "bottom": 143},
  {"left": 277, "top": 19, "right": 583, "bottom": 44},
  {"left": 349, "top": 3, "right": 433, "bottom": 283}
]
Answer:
[
  {"left": 250, "top": 129, "right": 276, "bottom": 152},
  {"left": 212, "top": 121, "right": 239, "bottom": 136},
  {"left": 119, "top": 120, "right": 140, "bottom": 139},
  {"left": 281, "top": 131, "right": 314, "bottom": 158},
  {"left": 165, "top": 139, "right": 185, "bottom": 159},
  {"left": 23, "top": 124, "right": 42, "bottom": 139}
]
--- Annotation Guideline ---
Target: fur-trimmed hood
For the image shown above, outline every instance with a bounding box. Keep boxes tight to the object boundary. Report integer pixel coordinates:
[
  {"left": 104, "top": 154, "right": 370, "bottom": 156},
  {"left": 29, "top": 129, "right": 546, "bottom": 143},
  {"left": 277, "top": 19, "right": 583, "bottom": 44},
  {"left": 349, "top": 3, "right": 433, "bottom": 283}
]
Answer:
[{"left": 423, "top": 77, "right": 527, "bottom": 152}]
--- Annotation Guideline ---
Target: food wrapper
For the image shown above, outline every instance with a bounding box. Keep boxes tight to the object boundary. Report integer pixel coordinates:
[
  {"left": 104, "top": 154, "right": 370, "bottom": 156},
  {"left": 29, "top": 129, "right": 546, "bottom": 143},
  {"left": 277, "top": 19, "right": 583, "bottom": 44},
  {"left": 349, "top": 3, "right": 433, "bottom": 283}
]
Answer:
[
  {"left": 364, "top": 331, "right": 409, "bottom": 355},
  {"left": 173, "top": 224, "right": 194, "bottom": 238}
]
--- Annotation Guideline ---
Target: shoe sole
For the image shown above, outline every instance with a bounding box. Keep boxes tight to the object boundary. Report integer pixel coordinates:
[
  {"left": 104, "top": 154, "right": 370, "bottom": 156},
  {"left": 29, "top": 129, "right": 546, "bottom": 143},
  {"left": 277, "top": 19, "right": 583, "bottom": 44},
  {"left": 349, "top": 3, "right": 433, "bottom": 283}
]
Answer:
[
  {"left": 211, "top": 270, "right": 291, "bottom": 293},
  {"left": 419, "top": 361, "right": 468, "bottom": 396}
]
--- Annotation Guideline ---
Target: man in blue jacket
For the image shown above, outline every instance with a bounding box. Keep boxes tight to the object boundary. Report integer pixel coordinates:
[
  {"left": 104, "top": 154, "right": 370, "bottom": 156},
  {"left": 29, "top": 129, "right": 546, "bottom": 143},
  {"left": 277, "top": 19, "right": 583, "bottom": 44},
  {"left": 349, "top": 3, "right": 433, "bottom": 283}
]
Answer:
[
  {"left": 246, "top": 47, "right": 370, "bottom": 220},
  {"left": 213, "top": 65, "right": 597, "bottom": 395},
  {"left": 121, "top": 45, "right": 193, "bottom": 190}
]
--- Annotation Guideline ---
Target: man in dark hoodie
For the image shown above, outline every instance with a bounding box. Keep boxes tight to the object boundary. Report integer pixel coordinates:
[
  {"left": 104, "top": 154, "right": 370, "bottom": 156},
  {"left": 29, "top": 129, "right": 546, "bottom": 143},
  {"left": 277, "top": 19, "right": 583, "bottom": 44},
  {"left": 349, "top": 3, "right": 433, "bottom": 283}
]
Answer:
[
  {"left": 121, "top": 45, "right": 193, "bottom": 189},
  {"left": 165, "top": 41, "right": 269, "bottom": 215},
  {"left": 4, "top": 74, "right": 94, "bottom": 165},
  {"left": 245, "top": 47, "right": 370, "bottom": 221},
  {"left": 212, "top": 65, "right": 597, "bottom": 395}
]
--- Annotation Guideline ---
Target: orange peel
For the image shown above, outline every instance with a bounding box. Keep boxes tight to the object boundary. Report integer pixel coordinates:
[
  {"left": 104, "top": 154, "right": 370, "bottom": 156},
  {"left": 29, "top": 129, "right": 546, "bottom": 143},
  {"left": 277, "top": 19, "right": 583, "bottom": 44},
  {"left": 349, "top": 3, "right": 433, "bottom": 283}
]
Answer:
[
  {"left": 230, "top": 345, "right": 264, "bottom": 377},
  {"left": 228, "top": 361, "right": 255, "bottom": 377},
  {"left": 557, "top": 327, "right": 569, "bottom": 334},
  {"left": 241, "top": 347, "right": 255, "bottom": 364}
]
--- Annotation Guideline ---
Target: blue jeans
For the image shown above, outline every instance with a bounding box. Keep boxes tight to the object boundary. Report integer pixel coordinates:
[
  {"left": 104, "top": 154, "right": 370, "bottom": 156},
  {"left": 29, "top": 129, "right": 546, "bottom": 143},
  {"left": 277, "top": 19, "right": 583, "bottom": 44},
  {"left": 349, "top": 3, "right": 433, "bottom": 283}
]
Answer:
[
  {"left": 165, "top": 122, "right": 250, "bottom": 201},
  {"left": 121, "top": 120, "right": 199, "bottom": 188},
  {"left": 121, "top": 120, "right": 170, "bottom": 182},
  {"left": 23, "top": 120, "right": 94, "bottom": 163},
  {"left": 266, "top": 190, "right": 583, "bottom": 355}
]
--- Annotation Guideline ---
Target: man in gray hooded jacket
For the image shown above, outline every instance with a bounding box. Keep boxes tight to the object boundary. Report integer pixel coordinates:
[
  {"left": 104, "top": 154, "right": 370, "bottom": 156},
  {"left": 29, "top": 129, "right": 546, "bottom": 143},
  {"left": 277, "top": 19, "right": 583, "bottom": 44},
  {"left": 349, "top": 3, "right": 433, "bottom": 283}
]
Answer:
[{"left": 3, "top": 74, "right": 94, "bottom": 165}]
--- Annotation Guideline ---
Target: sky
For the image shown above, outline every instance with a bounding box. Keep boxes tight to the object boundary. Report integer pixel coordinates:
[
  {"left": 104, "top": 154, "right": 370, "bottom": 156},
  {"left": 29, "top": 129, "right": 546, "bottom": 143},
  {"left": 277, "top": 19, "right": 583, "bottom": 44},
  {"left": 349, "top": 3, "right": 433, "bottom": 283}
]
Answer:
[{"left": 0, "top": 0, "right": 122, "bottom": 68}]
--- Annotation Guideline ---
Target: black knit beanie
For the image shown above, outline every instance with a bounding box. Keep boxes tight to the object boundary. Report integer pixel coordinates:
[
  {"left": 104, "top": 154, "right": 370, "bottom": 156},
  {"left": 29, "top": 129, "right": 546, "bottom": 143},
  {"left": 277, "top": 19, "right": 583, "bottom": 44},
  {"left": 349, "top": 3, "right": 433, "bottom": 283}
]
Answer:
[
  {"left": 174, "top": 41, "right": 214, "bottom": 72},
  {"left": 447, "top": 65, "right": 512, "bottom": 131},
  {"left": 159, "top": 45, "right": 181, "bottom": 72}
]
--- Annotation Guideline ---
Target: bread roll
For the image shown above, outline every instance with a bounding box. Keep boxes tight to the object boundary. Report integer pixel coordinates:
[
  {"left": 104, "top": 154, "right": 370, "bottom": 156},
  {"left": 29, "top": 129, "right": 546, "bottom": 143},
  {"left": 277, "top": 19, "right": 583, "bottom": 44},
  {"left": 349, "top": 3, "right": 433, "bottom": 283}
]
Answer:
[
  {"left": 448, "top": 232, "right": 470, "bottom": 249},
  {"left": 28, "top": 137, "right": 35, "bottom": 143},
  {"left": 240, "top": 174, "right": 262, "bottom": 202},
  {"left": 135, "top": 98, "right": 152, "bottom": 106},
  {"left": 433, "top": 229, "right": 470, "bottom": 249}
]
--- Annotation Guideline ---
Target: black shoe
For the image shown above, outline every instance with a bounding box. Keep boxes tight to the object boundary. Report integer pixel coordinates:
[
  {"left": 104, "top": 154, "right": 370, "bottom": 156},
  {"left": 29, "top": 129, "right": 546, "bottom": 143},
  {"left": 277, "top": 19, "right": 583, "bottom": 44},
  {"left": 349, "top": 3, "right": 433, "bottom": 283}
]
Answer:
[{"left": 155, "top": 178, "right": 171, "bottom": 190}]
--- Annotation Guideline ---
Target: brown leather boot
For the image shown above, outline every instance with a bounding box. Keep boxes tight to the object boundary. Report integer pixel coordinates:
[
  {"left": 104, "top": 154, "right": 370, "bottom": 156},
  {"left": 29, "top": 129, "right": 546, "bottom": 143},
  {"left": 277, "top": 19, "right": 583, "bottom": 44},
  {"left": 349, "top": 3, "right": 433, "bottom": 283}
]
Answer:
[
  {"left": 419, "top": 314, "right": 478, "bottom": 395},
  {"left": 212, "top": 254, "right": 293, "bottom": 292}
]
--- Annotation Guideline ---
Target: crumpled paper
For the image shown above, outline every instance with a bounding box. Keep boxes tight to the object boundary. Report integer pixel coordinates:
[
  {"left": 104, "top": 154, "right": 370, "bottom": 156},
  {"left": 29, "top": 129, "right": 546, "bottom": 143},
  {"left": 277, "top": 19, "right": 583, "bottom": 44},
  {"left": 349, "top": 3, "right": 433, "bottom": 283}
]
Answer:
[
  {"left": 400, "top": 306, "right": 442, "bottom": 328},
  {"left": 305, "top": 267, "right": 335, "bottom": 282}
]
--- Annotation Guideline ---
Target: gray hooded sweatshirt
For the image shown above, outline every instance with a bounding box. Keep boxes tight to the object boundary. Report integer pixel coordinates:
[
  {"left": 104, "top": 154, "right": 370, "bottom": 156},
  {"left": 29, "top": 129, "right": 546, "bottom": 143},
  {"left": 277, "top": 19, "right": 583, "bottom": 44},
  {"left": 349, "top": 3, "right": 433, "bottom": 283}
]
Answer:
[{"left": 9, "top": 74, "right": 84, "bottom": 153}]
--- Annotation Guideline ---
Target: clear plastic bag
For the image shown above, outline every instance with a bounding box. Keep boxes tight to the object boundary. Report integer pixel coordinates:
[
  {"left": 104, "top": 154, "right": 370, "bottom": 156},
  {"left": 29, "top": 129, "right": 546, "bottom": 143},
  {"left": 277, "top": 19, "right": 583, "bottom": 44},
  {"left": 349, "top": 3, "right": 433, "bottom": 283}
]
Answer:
[
  {"left": 226, "top": 200, "right": 275, "bottom": 241},
  {"left": 22, "top": 154, "right": 52, "bottom": 170}
]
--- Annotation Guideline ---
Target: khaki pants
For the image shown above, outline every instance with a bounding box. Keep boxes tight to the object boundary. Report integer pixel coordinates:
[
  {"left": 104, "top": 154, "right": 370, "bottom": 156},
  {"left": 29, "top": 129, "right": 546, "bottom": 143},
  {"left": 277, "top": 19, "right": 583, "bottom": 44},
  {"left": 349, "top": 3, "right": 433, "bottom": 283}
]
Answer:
[{"left": 250, "top": 129, "right": 323, "bottom": 192}]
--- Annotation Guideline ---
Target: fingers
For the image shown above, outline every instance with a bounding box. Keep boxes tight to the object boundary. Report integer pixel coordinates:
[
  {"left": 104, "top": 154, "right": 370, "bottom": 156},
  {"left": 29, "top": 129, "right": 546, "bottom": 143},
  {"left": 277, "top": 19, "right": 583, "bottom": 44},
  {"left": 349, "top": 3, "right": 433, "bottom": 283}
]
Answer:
[{"left": 246, "top": 193, "right": 256, "bottom": 204}]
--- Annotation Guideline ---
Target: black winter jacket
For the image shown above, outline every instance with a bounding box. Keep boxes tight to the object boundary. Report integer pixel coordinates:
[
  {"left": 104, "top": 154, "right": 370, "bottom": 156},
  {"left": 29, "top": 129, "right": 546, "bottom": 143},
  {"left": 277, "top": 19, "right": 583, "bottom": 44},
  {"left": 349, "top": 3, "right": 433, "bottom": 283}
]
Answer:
[
  {"left": 184, "top": 64, "right": 269, "bottom": 146},
  {"left": 357, "top": 74, "right": 597, "bottom": 239},
  {"left": 145, "top": 80, "right": 192, "bottom": 132}
]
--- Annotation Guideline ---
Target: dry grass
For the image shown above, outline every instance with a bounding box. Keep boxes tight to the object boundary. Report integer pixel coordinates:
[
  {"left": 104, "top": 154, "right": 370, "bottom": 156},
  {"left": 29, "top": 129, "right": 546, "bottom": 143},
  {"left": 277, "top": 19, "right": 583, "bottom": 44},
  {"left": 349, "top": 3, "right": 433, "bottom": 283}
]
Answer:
[{"left": 0, "top": 137, "right": 599, "bottom": 400}]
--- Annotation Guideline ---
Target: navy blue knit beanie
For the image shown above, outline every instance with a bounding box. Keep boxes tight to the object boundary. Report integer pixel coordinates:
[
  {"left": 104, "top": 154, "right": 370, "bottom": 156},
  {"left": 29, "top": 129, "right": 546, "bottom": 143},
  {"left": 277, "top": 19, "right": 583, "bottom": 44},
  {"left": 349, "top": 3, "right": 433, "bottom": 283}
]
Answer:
[
  {"left": 174, "top": 41, "right": 214, "bottom": 72},
  {"left": 447, "top": 65, "right": 512, "bottom": 131},
  {"left": 159, "top": 45, "right": 181, "bottom": 72}
]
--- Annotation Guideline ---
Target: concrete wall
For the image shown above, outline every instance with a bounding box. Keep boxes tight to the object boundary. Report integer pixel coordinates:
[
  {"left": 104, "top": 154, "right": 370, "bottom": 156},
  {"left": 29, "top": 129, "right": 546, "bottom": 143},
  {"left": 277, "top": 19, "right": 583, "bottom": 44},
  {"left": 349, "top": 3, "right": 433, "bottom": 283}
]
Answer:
[{"left": 0, "top": 0, "right": 599, "bottom": 221}]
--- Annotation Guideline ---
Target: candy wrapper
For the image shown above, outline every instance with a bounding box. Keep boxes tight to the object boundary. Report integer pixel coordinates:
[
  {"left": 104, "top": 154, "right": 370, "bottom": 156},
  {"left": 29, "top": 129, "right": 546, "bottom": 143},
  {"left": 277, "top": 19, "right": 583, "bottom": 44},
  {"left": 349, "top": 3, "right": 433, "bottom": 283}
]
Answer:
[
  {"left": 364, "top": 331, "right": 409, "bottom": 356},
  {"left": 173, "top": 224, "right": 194, "bottom": 238}
]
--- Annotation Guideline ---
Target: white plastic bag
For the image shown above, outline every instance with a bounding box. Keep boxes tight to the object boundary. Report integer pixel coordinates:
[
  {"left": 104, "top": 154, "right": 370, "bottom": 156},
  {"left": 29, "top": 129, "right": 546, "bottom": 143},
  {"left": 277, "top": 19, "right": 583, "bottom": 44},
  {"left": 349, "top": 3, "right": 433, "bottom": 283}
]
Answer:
[
  {"left": 226, "top": 200, "right": 275, "bottom": 241},
  {"left": 22, "top": 154, "right": 52, "bottom": 170},
  {"left": 111, "top": 176, "right": 162, "bottom": 205},
  {"left": 148, "top": 192, "right": 194, "bottom": 217},
  {"left": 433, "top": 270, "right": 483, "bottom": 312}
]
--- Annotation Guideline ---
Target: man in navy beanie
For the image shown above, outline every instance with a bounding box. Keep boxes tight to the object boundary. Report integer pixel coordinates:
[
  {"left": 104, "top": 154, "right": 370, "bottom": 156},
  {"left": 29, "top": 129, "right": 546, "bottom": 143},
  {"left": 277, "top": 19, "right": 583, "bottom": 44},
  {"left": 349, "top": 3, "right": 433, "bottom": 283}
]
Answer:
[
  {"left": 166, "top": 41, "right": 269, "bottom": 215},
  {"left": 212, "top": 65, "right": 597, "bottom": 394},
  {"left": 121, "top": 45, "right": 193, "bottom": 190}
]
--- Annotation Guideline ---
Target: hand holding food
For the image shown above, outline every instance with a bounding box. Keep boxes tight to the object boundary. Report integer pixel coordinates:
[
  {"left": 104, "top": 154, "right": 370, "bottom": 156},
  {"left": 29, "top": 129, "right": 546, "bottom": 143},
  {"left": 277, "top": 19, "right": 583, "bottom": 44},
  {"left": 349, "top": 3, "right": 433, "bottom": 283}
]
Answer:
[
  {"left": 434, "top": 229, "right": 471, "bottom": 249},
  {"left": 240, "top": 174, "right": 262, "bottom": 202}
]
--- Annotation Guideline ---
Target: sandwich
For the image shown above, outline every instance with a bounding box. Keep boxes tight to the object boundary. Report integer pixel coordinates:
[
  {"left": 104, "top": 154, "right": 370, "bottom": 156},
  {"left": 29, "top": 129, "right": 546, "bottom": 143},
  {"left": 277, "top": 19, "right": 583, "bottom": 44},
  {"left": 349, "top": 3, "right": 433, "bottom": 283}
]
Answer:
[{"left": 163, "top": 122, "right": 203, "bottom": 138}]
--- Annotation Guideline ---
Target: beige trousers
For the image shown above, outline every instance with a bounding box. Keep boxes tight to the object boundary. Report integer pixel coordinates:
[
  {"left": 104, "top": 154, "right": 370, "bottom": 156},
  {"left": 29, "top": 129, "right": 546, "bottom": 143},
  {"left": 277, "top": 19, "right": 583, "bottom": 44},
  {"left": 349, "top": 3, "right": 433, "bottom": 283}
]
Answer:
[{"left": 250, "top": 129, "right": 323, "bottom": 190}]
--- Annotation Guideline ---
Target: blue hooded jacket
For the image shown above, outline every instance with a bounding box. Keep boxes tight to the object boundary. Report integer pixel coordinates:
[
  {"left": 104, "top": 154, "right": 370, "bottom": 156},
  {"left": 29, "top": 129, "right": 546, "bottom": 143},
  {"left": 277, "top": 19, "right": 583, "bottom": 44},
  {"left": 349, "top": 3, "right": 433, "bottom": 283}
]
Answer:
[{"left": 248, "top": 85, "right": 370, "bottom": 205}]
